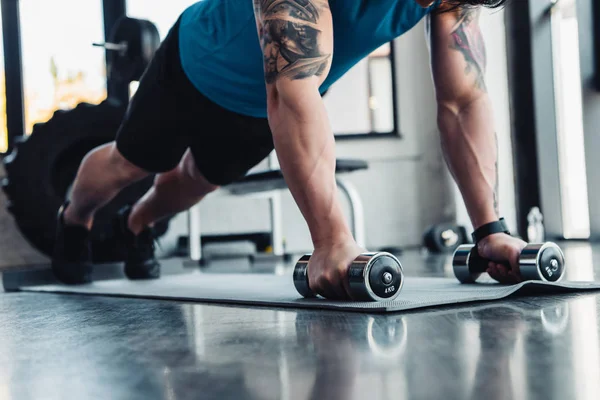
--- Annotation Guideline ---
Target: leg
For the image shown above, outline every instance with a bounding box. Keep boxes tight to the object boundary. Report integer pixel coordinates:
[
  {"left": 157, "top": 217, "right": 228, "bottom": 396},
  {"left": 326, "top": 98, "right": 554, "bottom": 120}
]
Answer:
[
  {"left": 52, "top": 16, "right": 189, "bottom": 284},
  {"left": 64, "top": 142, "right": 151, "bottom": 229},
  {"left": 128, "top": 149, "right": 219, "bottom": 234},
  {"left": 52, "top": 142, "right": 151, "bottom": 284},
  {"left": 115, "top": 150, "right": 218, "bottom": 279}
]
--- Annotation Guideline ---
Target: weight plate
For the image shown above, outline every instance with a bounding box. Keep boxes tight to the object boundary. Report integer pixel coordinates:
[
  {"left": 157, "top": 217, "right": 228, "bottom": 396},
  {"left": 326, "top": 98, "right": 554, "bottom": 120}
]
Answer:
[
  {"left": 453, "top": 245, "right": 481, "bottom": 283},
  {"left": 1, "top": 101, "right": 171, "bottom": 263},
  {"left": 293, "top": 254, "right": 315, "bottom": 298},
  {"left": 423, "top": 223, "right": 466, "bottom": 253},
  {"left": 367, "top": 255, "right": 403, "bottom": 300},
  {"left": 538, "top": 245, "right": 565, "bottom": 282},
  {"left": 520, "top": 242, "right": 566, "bottom": 282},
  {"left": 107, "top": 17, "right": 160, "bottom": 83}
]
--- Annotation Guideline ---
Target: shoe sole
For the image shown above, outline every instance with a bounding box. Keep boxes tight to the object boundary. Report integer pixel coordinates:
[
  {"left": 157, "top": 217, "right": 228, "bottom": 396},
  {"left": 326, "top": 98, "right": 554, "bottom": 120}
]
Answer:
[
  {"left": 125, "top": 262, "right": 161, "bottom": 280},
  {"left": 51, "top": 262, "right": 93, "bottom": 285}
]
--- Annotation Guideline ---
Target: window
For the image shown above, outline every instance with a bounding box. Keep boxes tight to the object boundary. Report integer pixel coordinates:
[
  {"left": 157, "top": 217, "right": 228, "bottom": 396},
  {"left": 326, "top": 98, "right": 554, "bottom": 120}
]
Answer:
[
  {"left": 550, "top": 0, "right": 590, "bottom": 238},
  {"left": 126, "top": 0, "right": 196, "bottom": 40},
  {"left": 125, "top": 0, "right": 196, "bottom": 95},
  {"left": 323, "top": 43, "right": 397, "bottom": 136},
  {"left": 19, "top": 0, "right": 106, "bottom": 135}
]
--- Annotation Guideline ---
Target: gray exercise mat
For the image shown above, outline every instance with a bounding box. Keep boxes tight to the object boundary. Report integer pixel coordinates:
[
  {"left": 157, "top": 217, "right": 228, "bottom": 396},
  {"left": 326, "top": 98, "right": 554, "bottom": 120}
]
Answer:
[{"left": 17, "top": 272, "right": 600, "bottom": 313}]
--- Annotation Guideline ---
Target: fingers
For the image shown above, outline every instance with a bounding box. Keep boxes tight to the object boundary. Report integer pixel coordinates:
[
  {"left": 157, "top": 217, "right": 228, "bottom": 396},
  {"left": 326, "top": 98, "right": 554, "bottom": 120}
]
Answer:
[
  {"left": 341, "top": 273, "right": 354, "bottom": 301},
  {"left": 486, "top": 261, "right": 507, "bottom": 282},
  {"left": 487, "top": 262, "right": 522, "bottom": 284},
  {"left": 310, "top": 267, "right": 352, "bottom": 301},
  {"left": 479, "top": 235, "right": 525, "bottom": 284},
  {"left": 507, "top": 246, "right": 522, "bottom": 278},
  {"left": 501, "top": 242, "right": 523, "bottom": 282},
  {"left": 314, "top": 278, "right": 341, "bottom": 300}
]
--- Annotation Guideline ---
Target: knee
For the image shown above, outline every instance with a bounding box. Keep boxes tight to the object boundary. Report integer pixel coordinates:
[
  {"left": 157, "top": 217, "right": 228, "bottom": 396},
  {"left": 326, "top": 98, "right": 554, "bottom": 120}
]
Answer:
[
  {"left": 84, "top": 142, "right": 149, "bottom": 185},
  {"left": 178, "top": 151, "right": 220, "bottom": 195}
]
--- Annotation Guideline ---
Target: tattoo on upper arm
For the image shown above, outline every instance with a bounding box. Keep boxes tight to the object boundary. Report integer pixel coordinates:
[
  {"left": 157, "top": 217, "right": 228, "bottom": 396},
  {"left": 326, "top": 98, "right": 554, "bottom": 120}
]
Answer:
[
  {"left": 449, "top": 7, "right": 487, "bottom": 91},
  {"left": 253, "top": 0, "right": 331, "bottom": 84}
]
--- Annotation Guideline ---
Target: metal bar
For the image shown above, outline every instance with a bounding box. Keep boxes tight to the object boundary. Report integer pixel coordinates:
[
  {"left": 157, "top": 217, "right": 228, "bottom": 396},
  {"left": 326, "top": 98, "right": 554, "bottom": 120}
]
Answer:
[
  {"left": 595, "top": 0, "right": 600, "bottom": 91},
  {"left": 1, "top": 0, "right": 25, "bottom": 152},
  {"left": 526, "top": 1, "right": 564, "bottom": 238},
  {"left": 336, "top": 178, "right": 365, "bottom": 248},
  {"left": 267, "top": 153, "right": 284, "bottom": 256},
  {"left": 268, "top": 195, "right": 284, "bottom": 256},
  {"left": 366, "top": 57, "right": 376, "bottom": 132},
  {"left": 389, "top": 41, "right": 401, "bottom": 137},
  {"left": 188, "top": 204, "right": 202, "bottom": 262},
  {"left": 577, "top": 0, "right": 600, "bottom": 238},
  {"left": 505, "top": 2, "right": 541, "bottom": 238},
  {"left": 92, "top": 41, "right": 128, "bottom": 53},
  {"left": 102, "top": 0, "right": 129, "bottom": 104}
]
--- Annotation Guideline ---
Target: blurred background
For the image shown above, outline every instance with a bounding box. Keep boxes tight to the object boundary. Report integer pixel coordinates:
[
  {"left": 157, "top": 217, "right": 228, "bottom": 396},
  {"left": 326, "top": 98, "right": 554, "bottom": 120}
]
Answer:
[{"left": 0, "top": 0, "right": 598, "bottom": 262}]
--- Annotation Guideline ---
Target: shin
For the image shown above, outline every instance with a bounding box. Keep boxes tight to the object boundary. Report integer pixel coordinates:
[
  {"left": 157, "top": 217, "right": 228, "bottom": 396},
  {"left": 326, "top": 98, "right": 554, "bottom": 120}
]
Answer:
[{"left": 64, "top": 142, "right": 150, "bottom": 229}]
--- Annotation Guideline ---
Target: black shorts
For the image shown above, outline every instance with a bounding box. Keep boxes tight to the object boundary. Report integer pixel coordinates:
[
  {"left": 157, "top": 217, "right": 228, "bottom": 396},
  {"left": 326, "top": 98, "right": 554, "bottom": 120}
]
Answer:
[{"left": 115, "top": 17, "right": 274, "bottom": 186}]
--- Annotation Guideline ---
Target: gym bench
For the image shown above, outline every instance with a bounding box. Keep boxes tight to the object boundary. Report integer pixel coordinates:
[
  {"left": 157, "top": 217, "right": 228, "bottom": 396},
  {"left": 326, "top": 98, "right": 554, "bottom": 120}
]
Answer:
[{"left": 186, "top": 158, "right": 369, "bottom": 262}]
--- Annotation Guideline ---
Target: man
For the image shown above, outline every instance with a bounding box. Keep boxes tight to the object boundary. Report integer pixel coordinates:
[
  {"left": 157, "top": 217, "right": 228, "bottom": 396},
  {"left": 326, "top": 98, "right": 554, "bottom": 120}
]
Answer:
[{"left": 52, "top": 0, "right": 527, "bottom": 299}]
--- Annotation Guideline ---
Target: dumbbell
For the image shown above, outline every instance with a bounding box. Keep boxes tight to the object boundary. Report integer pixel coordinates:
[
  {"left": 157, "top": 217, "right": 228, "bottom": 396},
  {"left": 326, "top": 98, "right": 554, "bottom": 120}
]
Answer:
[
  {"left": 295, "top": 314, "right": 408, "bottom": 359},
  {"left": 452, "top": 242, "right": 566, "bottom": 283},
  {"left": 423, "top": 223, "right": 468, "bottom": 253},
  {"left": 293, "top": 252, "right": 404, "bottom": 301},
  {"left": 456, "top": 302, "right": 569, "bottom": 336}
]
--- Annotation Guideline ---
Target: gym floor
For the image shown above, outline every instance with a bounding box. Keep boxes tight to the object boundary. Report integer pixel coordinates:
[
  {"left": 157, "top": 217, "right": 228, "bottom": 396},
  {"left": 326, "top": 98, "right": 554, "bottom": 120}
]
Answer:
[{"left": 0, "top": 241, "right": 598, "bottom": 400}]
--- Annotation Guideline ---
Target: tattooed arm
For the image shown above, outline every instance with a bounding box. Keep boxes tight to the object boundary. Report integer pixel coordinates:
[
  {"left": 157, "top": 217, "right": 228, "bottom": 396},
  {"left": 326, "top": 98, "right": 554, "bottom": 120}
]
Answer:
[
  {"left": 427, "top": 4, "right": 499, "bottom": 229},
  {"left": 253, "top": 0, "right": 354, "bottom": 248}
]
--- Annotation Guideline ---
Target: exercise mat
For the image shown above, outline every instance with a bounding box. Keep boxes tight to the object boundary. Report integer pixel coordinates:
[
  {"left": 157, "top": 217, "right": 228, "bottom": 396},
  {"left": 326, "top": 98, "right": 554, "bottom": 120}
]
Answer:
[{"left": 15, "top": 272, "right": 600, "bottom": 313}]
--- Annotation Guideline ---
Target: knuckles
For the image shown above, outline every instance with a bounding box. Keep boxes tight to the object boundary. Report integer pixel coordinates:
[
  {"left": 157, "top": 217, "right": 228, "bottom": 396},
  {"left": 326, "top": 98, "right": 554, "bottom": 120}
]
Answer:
[{"left": 308, "top": 263, "right": 349, "bottom": 298}]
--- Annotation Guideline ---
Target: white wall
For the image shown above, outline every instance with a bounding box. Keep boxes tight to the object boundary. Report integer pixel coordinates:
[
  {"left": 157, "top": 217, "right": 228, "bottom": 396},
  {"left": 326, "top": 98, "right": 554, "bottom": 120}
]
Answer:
[{"left": 158, "top": 9, "right": 516, "bottom": 256}]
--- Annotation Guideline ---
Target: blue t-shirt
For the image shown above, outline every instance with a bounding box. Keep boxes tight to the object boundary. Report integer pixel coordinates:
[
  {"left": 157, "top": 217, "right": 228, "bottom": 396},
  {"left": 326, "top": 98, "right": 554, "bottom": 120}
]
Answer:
[{"left": 179, "top": 0, "right": 438, "bottom": 118}]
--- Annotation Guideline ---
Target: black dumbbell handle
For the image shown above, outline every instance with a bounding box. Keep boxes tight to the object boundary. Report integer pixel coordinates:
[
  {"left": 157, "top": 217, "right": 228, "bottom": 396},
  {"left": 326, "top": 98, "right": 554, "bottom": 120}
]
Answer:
[
  {"left": 455, "top": 241, "right": 566, "bottom": 284},
  {"left": 468, "top": 245, "right": 513, "bottom": 274},
  {"left": 293, "top": 253, "right": 404, "bottom": 301}
]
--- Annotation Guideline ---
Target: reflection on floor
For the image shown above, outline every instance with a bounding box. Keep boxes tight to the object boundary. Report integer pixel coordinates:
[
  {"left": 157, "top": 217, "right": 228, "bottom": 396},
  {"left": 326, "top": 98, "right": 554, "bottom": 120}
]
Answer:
[{"left": 0, "top": 241, "right": 599, "bottom": 400}]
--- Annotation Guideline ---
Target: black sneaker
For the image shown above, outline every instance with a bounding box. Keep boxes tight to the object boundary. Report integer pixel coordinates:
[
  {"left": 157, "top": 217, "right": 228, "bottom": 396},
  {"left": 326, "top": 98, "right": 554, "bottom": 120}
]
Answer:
[
  {"left": 116, "top": 206, "right": 161, "bottom": 280},
  {"left": 51, "top": 202, "right": 93, "bottom": 284}
]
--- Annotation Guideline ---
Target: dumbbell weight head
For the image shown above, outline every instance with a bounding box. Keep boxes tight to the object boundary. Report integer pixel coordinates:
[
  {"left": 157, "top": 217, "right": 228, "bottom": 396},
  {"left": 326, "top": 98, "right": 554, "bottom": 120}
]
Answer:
[
  {"left": 519, "top": 242, "right": 565, "bottom": 282},
  {"left": 97, "top": 16, "right": 161, "bottom": 84},
  {"left": 453, "top": 242, "right": 566, "bottom": 283},
  {"left": 423, "top": 223, "right": 468, "bottom": 254},
  {"left": 452, "top": 245, "right": 481, "bottom": 283},
  {"left": 293, "top": 258, "right": 315, "bottom": 298},
  {"left": 293, "top": 252, "right": 404, "bottom": 301}
]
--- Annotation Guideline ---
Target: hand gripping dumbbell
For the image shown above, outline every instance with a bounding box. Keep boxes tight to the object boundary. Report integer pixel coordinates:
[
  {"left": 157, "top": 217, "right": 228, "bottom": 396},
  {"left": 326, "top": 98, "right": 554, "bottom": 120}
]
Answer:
[
  {"left": 293, "top": 252, "right": 404, "bottom": 301},
  {"left": 452, "top": 242, "right": 566, "bottom": 283}
]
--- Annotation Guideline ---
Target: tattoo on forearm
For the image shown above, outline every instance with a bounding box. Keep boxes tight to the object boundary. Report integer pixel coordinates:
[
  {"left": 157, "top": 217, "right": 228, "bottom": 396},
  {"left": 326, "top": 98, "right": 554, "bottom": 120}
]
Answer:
[
  {"left": 449, "top": 7, "right": 487, "bottom": 91},
  {"left": 253, "top": 0, "right": 331, "bottom": 84}
]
